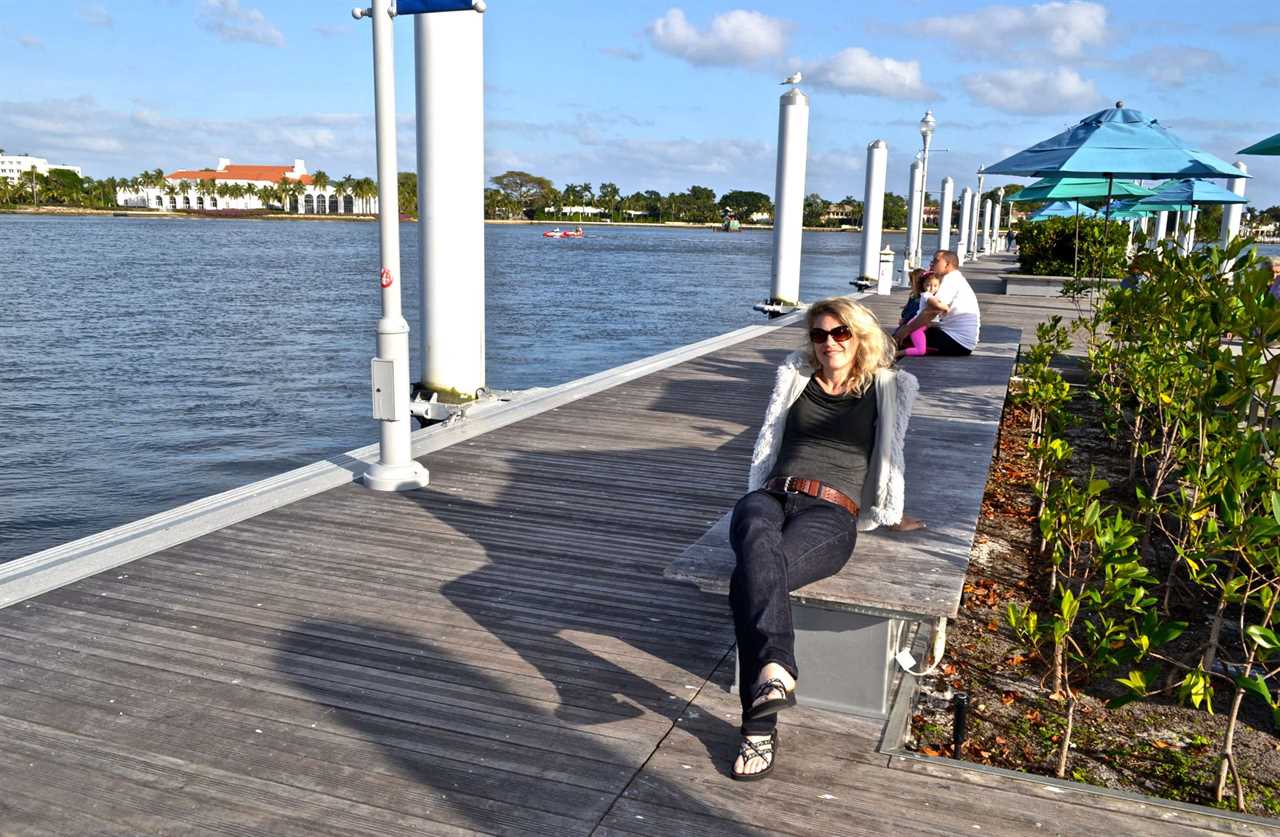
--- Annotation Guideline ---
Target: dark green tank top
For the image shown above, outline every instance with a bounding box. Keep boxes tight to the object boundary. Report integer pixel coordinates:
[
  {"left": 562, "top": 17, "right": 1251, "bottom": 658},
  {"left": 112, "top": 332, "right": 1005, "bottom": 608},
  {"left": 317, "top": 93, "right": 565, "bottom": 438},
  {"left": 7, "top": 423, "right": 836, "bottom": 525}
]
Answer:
[{"left": 767, "top": 377, "right": 877, "bottom": 503}]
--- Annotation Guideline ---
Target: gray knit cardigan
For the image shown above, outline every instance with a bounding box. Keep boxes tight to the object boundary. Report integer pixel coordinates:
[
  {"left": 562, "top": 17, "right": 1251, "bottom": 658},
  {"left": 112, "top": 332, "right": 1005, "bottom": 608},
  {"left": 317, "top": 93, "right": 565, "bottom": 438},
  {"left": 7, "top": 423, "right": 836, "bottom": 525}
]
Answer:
[{"left": 747, "top": 351, "right": 919, "bottom": 532}]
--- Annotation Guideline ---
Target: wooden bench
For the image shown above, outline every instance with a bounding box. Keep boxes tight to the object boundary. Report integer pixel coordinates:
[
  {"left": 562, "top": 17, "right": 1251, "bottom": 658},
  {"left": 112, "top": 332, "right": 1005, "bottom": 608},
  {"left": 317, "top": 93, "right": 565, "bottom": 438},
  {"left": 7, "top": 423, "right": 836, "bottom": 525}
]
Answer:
[{"left": 666, "top": 324, "right": 1022, "bottom": 718}]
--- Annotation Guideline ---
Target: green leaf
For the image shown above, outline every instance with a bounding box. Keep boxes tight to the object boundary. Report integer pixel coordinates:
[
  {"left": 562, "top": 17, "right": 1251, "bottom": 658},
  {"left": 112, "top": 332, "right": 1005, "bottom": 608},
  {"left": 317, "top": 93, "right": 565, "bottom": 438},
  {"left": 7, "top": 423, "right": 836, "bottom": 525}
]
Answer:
[
  {"left": 1246, "top": 625, "right": 1280, "bottom": 651},
  {"left": 1234, "top": 674, "right": 1275, "bottom": 708}
]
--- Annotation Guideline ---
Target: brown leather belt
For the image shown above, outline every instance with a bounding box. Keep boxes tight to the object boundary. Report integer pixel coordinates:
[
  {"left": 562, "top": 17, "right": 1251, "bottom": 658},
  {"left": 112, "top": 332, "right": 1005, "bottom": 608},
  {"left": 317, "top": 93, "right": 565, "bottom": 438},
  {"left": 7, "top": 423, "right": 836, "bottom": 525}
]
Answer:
[{"left": 765, "top": 476, "right": 860, "bottom": 518}]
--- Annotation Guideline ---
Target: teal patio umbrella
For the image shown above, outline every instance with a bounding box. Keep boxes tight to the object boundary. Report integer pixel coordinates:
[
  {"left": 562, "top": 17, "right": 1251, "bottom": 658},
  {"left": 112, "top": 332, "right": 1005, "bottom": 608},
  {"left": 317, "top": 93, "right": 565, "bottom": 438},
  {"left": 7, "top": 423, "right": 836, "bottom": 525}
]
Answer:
[
  {"left": 1004, "top": 178, "right": 1149, "bottom": 276},
  {"left": 1028, "top": 200, "right": 1098, "bottom": 220},
  {"left": 1005, "top": 177, "right": 1154, "bottom": 203},
  {"left": 1239, "top": 132, "right": 1280, "bottom": 156},
  {"left": 1132, "top": 179, "right": 1247, "bottom": 252}
]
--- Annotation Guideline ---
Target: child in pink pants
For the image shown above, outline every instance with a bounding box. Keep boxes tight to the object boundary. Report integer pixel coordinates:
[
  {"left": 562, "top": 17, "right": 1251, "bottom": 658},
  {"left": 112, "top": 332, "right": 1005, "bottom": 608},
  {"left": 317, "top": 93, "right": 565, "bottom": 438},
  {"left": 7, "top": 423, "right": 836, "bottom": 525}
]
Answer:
[{"left": 898, "top": 269, "right": 940, "bottom": 356}]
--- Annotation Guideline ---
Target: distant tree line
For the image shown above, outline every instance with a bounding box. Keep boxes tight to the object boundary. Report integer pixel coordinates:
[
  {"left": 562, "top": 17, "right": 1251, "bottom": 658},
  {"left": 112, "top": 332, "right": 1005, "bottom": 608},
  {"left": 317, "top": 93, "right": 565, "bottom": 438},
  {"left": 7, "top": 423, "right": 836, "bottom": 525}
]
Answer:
[{"left": 0, "top": 166, "right": 381, "bottom": 213}]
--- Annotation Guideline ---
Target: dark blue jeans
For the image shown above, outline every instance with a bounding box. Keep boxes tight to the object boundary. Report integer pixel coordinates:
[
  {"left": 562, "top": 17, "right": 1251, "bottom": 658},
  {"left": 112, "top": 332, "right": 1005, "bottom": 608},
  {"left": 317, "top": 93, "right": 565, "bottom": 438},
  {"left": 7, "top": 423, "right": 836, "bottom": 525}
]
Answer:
[{"left": 728, "top": 488, "right": 858, "bottom": 735}]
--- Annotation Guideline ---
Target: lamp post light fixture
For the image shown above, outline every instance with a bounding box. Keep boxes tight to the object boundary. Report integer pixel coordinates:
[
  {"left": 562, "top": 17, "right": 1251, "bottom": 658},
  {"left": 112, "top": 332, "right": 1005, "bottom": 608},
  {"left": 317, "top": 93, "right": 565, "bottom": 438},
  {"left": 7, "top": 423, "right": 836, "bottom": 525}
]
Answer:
[{"left": 913, "top": 109, "right": 936, "bottom": 267}]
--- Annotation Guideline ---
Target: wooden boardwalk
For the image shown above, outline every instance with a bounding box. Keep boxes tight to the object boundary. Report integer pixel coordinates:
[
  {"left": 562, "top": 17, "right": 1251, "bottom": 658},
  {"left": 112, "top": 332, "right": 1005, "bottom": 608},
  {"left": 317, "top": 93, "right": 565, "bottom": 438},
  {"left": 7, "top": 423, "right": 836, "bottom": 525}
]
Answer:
[{"left": 0, "top": 261, "right": 1264, "bottom": 836}]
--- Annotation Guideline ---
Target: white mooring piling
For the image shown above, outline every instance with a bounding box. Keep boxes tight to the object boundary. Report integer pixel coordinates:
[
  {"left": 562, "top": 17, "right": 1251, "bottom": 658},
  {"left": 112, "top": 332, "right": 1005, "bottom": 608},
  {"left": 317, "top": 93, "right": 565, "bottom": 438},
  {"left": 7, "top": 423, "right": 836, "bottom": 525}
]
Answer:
[
  {"left": 992, "top": 194, "right": 1004, "bottom": 253},
  {"left": 904, "top": 160, "right": 923, "bottom": 272},
  {"left": 358, "top": 0, "right": 430, "bottom": 492},
  {"left": 1149, "top": 210, "right": 1168, "bottom": 248},
  {"left": 937, "top": 177, "right": 954, "bottom": 253},
  {"left": 770, "top": 88, "right": 809, "bottom": 305},
  {"left": 861, "top": 139, "right": 890, "bottom": 293},
  {"left": 1219, "top": 161, "right": 1247, "bottom": 248},
  {"left": 415, "top": 10, "right": 486, "bottom": 401},
  {"left": 981, "top": 199, "right": 993, "bottom": 254},
  {"left": 957, "top": 187, "right": 973, "bottom": 264},
  {"left": 970, "top": 171, "right": 985, "bottom": 259}
]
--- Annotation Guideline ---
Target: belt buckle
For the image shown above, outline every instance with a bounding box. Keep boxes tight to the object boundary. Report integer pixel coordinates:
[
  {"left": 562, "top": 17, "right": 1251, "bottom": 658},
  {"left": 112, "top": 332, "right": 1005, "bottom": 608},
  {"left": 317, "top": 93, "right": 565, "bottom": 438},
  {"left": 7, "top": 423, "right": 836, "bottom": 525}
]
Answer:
[{"left": 783, "top": 476, "right": 797, "bottom": 494}]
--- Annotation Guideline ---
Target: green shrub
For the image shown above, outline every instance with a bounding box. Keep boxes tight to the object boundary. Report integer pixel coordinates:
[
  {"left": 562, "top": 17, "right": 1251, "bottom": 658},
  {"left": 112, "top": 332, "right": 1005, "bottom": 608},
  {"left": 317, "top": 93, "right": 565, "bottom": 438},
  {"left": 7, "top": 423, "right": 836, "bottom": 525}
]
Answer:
[{"left": 1016, "top": 216, "right": 1129, "bottom": 278}]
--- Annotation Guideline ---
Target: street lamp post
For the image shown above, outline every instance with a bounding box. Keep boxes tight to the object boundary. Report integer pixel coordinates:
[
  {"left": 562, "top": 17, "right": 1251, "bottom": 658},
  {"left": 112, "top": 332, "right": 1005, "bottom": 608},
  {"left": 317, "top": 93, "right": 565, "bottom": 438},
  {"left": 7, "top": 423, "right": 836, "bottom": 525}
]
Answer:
[
  {"left": 971, "top": 169, "right": 985, "bottom": 257},
  {"left": 912, "top": 110, "right": 936, "bottom": 268}
]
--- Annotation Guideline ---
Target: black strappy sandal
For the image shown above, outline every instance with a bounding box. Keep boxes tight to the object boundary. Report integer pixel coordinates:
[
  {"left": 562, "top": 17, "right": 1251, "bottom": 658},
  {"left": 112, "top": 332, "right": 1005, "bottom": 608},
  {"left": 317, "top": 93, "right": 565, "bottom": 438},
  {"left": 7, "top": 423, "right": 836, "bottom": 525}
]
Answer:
[
  {"left": 731, "top": 731, "right": 779, "bottom": 782},
  {"left": 746, "top": 677, "right": 796, "bottom": 720}
]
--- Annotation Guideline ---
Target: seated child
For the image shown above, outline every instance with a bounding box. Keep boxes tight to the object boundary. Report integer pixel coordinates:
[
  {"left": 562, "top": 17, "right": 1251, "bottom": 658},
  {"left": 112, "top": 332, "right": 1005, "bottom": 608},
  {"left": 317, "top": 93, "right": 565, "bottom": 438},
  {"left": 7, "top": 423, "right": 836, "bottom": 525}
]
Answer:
[{"left": 898, "top": 269, "right": 940, "bottom": 357}]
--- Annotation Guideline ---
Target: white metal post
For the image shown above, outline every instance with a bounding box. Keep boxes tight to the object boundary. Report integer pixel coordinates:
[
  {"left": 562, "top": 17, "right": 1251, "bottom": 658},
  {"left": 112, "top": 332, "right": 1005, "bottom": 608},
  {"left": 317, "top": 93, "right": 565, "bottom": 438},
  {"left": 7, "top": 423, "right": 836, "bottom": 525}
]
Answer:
[
  {"left": 1220, "top": 161, "right": 1247, "bottom": 248},
  {"left": 992, "top": 194, "right": 1003, "bottom": 253},
  {"left": 937, "top": 177, "right": 954, "bottom": 252},
  {"left": 359, "top": 0, "right": 430, "bottom": 492},
  {"left": 1182, "top": 208, "right": 1198, "bottom": 253},
  {"left": 970, "top": 172, "right": 985, "bottom": 259},
  {"left": 416, "top": 10, "right": 486, "bottom": 399},
  {"left": 861, "top": 139, "right": 889, "bottom": 292},
  {"left": 903, "top": 160, "right": 922, "bottom": 270},
  {"left": 981, "top": 199, "right": 993, "bottom": 254},
  {"left": 956, "top": 187, "right": 972, "bottom": 264},
  {"left": 770, "top": 88, "right": 809, "bottom": 305},
  {"left": 1149, "top": 210, "right": 1168, "bottom": 248}
]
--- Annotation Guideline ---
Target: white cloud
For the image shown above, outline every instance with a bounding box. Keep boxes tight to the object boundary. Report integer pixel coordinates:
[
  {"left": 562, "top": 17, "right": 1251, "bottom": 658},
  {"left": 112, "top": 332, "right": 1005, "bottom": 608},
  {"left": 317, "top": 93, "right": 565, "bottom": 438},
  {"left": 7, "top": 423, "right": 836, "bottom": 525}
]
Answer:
[
  {"left": 1127, "top": 46, "right": 1226, "bottom": 89},
  {"left": 197, "top": 0, "right": 284, "bottom": 48},
  {"left": 78, "top": 4, "right": 113, "bottom": 28},
  {"left": 0, "top": 95, "right": 374, "bottom": 179},
  {"left": 919, "top": 1, "right": 1107, "bottom": 59},
  {"left": 647, "top": 8, "right": 788, "bottom": 67},
  {"left": 802, "top": 48, "right": 935, "bottom": 101},
  {"left": 18, "top": 34, "right": 43, "bottom": 49},
  {"left": 963, "top": 67, "right": 1102, "bottom": 114}
]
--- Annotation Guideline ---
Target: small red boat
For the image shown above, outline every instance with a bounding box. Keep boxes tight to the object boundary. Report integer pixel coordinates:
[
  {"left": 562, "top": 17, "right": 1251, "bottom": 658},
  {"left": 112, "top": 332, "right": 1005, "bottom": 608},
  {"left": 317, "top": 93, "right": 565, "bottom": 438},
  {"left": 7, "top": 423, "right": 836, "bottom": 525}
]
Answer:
[{"left": 543, "top": 226, "right": 584, "bottom": 239}]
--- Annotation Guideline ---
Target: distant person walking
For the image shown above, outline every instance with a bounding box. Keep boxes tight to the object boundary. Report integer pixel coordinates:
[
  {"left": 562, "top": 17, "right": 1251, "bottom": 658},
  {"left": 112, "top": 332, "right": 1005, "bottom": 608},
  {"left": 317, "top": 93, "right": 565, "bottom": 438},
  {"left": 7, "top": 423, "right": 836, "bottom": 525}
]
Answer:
[
  {"left": 1269, "top": 255, "right": 1280, "bottom": 301},
  {"left": 892, "top": 250, "right": 980, "bottom": 356}
]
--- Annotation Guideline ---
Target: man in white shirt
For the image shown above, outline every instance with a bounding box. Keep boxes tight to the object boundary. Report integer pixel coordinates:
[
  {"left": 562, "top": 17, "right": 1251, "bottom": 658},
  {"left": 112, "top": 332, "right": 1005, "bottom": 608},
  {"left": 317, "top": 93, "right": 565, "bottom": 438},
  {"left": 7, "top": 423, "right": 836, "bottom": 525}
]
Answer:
[{"left": 892, "top": 250, "right": 980, "bottom": 356}]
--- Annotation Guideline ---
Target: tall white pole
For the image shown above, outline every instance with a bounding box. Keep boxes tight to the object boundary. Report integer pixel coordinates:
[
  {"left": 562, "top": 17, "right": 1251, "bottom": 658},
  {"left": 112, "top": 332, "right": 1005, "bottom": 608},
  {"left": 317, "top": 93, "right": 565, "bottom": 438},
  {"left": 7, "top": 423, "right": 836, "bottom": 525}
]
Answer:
[
  {"left": 988, "top": 198, "right": 998, "bottom": 254},
  {"left": 860, "top": 139, "right": 888, "bottom": 288},
  {"left": 937, "top": 176, "right": 954, "bottom": 252},
  {"left": 1149, "top": 210, "right": 1168, "bottom": 248},
  {"left": 360, "top": 0, "right": 430, "bottom": 492},
  {"left": 1182, "top": 208, "right": 1198, "bottom": 253},
  {"left": 416, "top": 10, "right": 486, "bottom": 400},
  {"left": 903, "top": 160, "right": 922, "bottom": 270},
  {"left": 914, "top": 142, "right": 932, "bottom": 266},
  {"left": 956, "top": 187, "right": 973, "bottom": 264},
  {"left": 1220, "top": 161, "right": 1247, "bottom": 248},
  {"left": 981, "top": 199, "right": 993, "bottom": 254},
  {"left": 970, "top": 172, "right": 985, "bottom": 259},
  {"left": 770, "top": 88, "right": 809, "bottom": 305}
]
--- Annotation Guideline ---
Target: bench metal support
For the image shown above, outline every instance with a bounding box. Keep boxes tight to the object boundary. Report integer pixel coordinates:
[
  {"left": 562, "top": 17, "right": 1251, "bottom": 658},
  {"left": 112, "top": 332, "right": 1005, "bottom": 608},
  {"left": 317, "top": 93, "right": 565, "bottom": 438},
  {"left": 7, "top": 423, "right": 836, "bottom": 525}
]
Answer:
[{"left": 734, "top": 606, "right": 911, "bottom": 719}]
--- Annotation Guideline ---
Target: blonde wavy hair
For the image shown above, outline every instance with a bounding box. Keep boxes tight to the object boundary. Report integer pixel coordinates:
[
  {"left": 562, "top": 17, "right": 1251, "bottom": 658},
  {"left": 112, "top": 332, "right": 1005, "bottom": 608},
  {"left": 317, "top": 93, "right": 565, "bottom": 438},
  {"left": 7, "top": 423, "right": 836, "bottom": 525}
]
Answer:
[{"left": 803, "top": 297, "right": 895, "bottom": 395}]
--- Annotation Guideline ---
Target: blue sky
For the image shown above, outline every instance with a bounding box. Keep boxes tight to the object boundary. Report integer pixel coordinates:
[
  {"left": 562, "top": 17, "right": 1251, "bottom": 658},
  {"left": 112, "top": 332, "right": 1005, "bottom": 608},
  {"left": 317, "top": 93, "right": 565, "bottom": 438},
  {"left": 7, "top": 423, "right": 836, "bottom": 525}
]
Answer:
[{"left": 3, "top": 1, "right": 1278, "bottom": 206}]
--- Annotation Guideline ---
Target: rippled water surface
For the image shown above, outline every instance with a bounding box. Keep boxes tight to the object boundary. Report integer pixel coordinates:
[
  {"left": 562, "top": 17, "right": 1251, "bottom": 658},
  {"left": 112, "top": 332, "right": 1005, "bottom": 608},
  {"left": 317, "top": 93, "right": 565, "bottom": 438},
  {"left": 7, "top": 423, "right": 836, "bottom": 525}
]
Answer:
[{"left": 2, "top": 215, "right": 908, "bottom": 560}]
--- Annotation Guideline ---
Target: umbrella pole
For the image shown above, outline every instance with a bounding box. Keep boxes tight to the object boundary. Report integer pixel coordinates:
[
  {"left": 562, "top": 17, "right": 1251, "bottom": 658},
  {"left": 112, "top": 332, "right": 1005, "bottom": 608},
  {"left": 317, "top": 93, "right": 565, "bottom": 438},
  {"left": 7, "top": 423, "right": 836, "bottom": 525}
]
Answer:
[
  {"left": 1099, "top": 175, "right": 1114, "bottom": 289},
  {"left": 1073, "top": 201, "right": 1080, "bottom": 279}
]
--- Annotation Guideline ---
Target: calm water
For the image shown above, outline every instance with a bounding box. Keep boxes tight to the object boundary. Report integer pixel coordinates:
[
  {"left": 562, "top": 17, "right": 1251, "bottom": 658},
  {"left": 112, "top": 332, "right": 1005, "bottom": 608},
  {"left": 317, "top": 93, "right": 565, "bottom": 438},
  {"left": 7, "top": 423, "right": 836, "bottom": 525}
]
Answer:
[{"left": 1, "top": 215, "right": 904, "bottom": 561}]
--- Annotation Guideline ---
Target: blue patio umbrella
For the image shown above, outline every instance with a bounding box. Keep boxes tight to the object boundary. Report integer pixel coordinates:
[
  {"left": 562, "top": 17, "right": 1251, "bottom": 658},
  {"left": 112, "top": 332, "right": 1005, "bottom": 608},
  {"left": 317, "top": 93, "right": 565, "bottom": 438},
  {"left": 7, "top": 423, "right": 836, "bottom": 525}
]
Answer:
[
  {"left": 1005, "top": 177, "right": 1153, "bottom": 203},
  {"left": 1131, "top": 177, "right": 1248, "bottom": 211},
  {"left": 1028, "top": 200, "right": 1098, "bottom": 221},
  {"left": 984, "top": 102, "right": 1247, "bottom": 275},
  {"left": 985, "top": 103, "right": 1247, "bottom": 180}
]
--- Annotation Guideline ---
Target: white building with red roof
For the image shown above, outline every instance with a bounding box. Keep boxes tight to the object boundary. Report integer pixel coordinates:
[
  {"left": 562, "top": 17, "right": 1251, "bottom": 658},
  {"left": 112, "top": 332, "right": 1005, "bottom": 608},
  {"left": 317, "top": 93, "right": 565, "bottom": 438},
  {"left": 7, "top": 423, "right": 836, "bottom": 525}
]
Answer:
[{"left": 116, "top": 158, "right": 377, "bottom": 214}]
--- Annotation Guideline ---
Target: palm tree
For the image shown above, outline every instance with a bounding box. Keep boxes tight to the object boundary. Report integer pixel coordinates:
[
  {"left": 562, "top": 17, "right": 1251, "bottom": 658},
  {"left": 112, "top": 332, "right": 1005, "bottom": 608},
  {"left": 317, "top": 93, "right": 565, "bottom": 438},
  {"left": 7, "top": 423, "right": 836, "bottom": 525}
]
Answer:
[
  {"left": 196, "top": 178, "right": 217, "bottom": 211},
  {"left": 311, "top": 169, "right": 331, "bottom": 213},
  {"left": 162, "top": 178, "right": 179, "bottom": 210}
]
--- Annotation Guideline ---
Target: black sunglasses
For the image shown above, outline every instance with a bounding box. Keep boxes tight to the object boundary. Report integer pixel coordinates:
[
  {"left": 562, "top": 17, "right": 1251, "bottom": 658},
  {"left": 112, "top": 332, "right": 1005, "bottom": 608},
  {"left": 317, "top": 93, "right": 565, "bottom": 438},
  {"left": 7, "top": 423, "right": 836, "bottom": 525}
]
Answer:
[{"left": 808, "top": 325, "right": 853, "bottom": 344}]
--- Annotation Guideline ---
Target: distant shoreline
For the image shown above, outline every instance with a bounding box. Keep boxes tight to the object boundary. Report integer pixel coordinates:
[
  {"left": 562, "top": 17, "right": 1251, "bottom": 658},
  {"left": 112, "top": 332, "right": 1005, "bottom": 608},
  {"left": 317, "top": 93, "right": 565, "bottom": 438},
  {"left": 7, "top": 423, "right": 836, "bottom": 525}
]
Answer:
[{"left": 0, "top": 206, "right": 912, "bottom": 233}]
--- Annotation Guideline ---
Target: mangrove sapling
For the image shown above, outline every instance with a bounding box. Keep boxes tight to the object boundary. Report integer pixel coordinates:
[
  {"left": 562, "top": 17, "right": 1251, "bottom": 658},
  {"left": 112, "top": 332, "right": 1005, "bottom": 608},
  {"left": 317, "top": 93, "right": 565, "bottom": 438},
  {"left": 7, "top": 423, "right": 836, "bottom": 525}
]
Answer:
[{"left": 1033, "top": 473, "right": 1151, "bottom": 778}]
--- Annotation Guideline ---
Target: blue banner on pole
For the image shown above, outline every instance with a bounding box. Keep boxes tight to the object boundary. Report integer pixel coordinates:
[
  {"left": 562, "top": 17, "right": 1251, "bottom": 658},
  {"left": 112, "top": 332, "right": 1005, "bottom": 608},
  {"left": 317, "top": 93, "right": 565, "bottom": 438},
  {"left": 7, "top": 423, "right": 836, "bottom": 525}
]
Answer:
[{"left": 397, "top": 0, "right": 476, "bottom": 13}]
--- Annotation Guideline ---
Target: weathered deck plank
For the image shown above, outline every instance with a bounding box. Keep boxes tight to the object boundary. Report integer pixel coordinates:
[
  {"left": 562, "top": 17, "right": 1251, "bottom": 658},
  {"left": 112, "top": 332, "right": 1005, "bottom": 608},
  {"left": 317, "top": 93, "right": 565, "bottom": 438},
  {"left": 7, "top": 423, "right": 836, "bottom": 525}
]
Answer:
[{"left": 2, "top": 269, "right": 1261, "bottom": 835}]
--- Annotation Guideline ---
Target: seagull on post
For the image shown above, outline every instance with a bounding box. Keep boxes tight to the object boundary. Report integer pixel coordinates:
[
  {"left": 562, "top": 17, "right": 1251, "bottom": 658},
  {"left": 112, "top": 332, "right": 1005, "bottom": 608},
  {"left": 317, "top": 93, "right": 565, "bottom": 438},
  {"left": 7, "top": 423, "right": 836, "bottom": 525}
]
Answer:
[{"left": 781, "top": 72, "right": 802, "bottom": 86}]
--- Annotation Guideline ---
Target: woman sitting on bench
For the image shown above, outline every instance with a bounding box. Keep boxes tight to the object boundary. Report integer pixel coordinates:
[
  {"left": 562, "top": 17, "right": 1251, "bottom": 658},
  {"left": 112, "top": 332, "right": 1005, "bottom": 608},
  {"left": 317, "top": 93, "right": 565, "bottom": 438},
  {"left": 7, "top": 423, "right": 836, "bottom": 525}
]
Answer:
[{"left": 728, "top": 297, "right": 918, "bottom": 781}]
